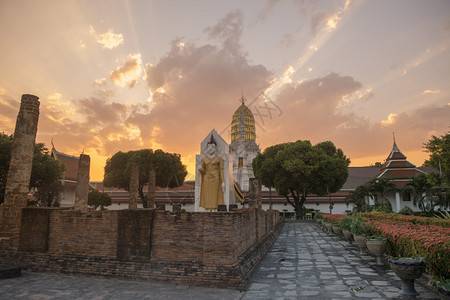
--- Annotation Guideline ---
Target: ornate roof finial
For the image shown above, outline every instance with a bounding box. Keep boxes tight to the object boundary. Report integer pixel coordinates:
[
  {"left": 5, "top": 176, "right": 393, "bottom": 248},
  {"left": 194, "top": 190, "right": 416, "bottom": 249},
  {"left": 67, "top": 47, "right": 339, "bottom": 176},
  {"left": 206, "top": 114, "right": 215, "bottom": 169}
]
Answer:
[
  {"left": 240, "top": 90, "right": 246, "bottom": 105},
  {"left": 393, "top": 132, "right": 397, "bottom": 146}
]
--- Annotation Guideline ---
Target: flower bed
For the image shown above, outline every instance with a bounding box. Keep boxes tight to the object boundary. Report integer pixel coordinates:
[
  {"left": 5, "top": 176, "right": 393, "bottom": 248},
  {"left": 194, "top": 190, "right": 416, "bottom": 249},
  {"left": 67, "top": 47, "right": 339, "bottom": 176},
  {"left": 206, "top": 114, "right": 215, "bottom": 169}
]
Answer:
[
  {"left": 322, "top": 213, "right": 346, "bottom": 224},
  {"left": 362, "top": 213, "right": 450, "bottom": 228},
  {"left": 321, "top": 213, "right": 449, "bottom": 280},
  {"left": 365, "top": 218, "right": 449, "bottom": 281}
]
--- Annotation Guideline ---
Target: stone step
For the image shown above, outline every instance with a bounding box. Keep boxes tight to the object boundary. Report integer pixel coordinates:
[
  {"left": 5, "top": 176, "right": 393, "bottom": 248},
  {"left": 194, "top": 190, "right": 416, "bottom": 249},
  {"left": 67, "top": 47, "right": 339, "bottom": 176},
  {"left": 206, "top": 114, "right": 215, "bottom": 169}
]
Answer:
[{"left": 0, "top": 265, "right": 21, "bottom": 279}]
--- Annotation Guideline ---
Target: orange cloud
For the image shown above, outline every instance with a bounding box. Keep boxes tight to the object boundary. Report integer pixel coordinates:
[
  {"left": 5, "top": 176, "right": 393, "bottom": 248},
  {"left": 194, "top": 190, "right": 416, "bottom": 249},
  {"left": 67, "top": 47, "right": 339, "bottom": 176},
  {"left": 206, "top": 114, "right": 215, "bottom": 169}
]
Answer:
[
  {"left": 109, "top": 54, "right": 143, "bottom": 88},
  {"left": 422, "top": 89, "right": 440, "bottom": 95},
  {"left": 89, "top": 26, "right": 124, "bottom": 50},
  {"left": 2, "top": 11, "right": 448, "bottom": 182},
  {"left": 381, "top": 113, "right": 398, "bottom": 126}
]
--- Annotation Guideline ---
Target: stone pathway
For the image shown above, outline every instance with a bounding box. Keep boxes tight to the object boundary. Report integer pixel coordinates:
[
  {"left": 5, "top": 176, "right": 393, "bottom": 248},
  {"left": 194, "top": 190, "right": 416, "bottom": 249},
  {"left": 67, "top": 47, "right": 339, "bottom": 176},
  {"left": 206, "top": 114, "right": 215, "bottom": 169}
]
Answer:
[
  {"left": 0, "top": 271, "right": 243, "bottom": 300},
  {"left": 243, "top": 221, "right": 439, "bottom": 299},
  {"left": 0, "top": 222, "right": 440, "bottom": 299}
]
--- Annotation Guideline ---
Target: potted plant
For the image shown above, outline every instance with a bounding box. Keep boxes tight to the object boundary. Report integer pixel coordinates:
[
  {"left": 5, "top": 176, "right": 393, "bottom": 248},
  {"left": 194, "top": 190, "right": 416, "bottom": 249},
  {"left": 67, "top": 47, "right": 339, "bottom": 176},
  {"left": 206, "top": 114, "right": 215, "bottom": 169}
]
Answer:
[
  {"left": 339, "top": 217, "right": 353, "bottom": 244},
  {"left": 437, "top": 280, "right": 450, "bottom": 300},
  {"left": 365, "top": 235, "right": 387, "bottom": 265},
  {"left": 388, "top": 256, "right": 426, "bottom": 297},
  {"left": 314, "top": 211, "right": 323, "bottom": 224},
  {"left": 324, "top": 220, "right": 334, "bottom": 233},
  {"left": 332, "top": 224, "right": 343, "bottom": 236},
  {"left": 350, "top": 216, "right": 370, "bottom": 254}
]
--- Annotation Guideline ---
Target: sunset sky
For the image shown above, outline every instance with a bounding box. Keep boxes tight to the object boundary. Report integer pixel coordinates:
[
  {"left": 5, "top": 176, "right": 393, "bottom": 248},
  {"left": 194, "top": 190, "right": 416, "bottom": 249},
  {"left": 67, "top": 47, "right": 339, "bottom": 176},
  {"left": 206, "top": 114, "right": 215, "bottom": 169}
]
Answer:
[{"left": 1, "top": 0, "right": 449, "bottom": 181}]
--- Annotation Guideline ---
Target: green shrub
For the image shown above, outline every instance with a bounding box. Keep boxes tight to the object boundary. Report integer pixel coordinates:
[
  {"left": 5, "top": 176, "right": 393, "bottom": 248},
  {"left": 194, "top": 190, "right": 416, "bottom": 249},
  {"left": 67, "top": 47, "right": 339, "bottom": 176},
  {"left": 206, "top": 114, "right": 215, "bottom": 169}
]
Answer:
[
  {"left": 339, "top": 216, "right": 353, "bottom": 230},
  {"left": 414, "top": 212, "right": 429, "bottom": 217},
  {"left": 349, "top": 216, "right": 372, "bottom": 235},
  {"left": 398, "top": 206, "right": 414, "bottom": 215},
  {"left": 362, "top": 212, "right": 450, "bottom": 228}
]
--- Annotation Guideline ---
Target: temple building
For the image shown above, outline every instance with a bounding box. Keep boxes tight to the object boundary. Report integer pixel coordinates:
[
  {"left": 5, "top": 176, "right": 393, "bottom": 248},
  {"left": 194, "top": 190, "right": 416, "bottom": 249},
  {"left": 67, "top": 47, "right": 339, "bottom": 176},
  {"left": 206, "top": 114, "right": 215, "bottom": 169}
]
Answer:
[
  {"left": 51, "top": 145, "right": 94, "bottom": 207},
  {"left": 49, "top": 97, "right": 437, "bottom": 214},
  {"left": 372, "top": 137, "right": 434, "bottom": 212},
  {"left": 229, "top": 96, "right": 260, "bottom": 192}
]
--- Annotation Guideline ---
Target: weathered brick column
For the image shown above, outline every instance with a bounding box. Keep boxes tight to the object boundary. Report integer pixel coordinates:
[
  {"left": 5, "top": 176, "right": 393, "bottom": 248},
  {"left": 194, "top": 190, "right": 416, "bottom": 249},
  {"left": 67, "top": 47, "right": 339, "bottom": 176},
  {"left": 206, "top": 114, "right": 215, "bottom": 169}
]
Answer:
[
  {"left": 248, "top": 177, "right": 262, "bottom": 209},
  {"left": 129, "top": 164, "right": 138, "bottom": 209},
  {"left": 74, "top": 154, "right": 90, "bottom": 212},
  {"left": 0, "top": 94, "right": 40, "bottom": 237},
  {"left": 147, "top": 168, "right": 156, "bottom": 208}
]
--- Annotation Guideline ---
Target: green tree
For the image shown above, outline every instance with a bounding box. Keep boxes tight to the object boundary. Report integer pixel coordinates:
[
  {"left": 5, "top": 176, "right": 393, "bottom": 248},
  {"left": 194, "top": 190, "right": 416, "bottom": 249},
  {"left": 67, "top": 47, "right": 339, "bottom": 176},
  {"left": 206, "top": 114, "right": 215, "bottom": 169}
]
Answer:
[
  {"left": 426, "top": 173, "right": 450, "bottom": 210},
  {"left": 30, "top": 143, "right": 65, "bottom": 207},
  {"left": 404, "top": 174, "right": 434, "bottom": 215},
  {"left": 367, "top": 178, "right": 396, "bottom": 212},
  {"left": 88, "top": 190, "right": 112, "bottom": 210},
  {"left": 424, "top": 132, "right": 450, "bottom": 186},
  {"left": 422, "top": 132, "right": 450, "bottom": 211},
  {"left": 0, "top": 133, "right": 65, "bottom": 206},
  {"left": 103, "top": 149, "right": 187, "bottom": 207},
  {"left": 253, "top": 140, "right": 350, "bottom": 219},
  {"left": 346, "top": 184, "right": 370, "bottom": 212}
]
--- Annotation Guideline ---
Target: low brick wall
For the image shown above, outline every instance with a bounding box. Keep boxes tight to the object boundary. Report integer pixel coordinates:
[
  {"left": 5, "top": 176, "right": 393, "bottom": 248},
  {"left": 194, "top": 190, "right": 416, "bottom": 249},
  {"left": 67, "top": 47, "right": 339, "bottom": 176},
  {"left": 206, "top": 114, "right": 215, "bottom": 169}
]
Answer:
[{"left": 0, "top": 207, "right": 282, "bottom": 290}]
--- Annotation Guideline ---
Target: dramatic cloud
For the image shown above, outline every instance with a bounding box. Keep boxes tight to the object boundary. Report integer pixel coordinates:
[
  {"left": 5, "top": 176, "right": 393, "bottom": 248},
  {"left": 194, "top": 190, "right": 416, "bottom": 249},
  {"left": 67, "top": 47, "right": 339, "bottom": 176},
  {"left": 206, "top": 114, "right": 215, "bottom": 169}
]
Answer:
[
  {"left": 257, "top": 0, "right": 283, "bottom": 23},
  {"left": 255, "top": 72, "right": 449, "bottom": 166},
  {"left": 94, "top": 78, "right": 107, "bottom": 86},
  {"left": 260, "top": 72, "right": 362, "bottom": 143},
  {"left": 109, "top": 54, "right": 143, "bottom": 88},
  {"left": 205, "top": 10, "right": 243, "bottom": 52},
  {"left": 142, "top": 40, "right": 272, "bottom": 155},
  {"left": 2, "top": 6, "right": 448, "bottom": 181},
  {"left": 381, "top": 113, "right": 398, "bottom": 126},
  {"left": 0, "top": 94, "right": 19, "bottom": 131},
  {"left": 48, "top": 92, "right": 62, "bottom": 100},
  {"left": 422, "top": 89, "right": 440, "bottom": 95},
  {"left": 89, "top": 26, "right": 124, "bottom": 49}
]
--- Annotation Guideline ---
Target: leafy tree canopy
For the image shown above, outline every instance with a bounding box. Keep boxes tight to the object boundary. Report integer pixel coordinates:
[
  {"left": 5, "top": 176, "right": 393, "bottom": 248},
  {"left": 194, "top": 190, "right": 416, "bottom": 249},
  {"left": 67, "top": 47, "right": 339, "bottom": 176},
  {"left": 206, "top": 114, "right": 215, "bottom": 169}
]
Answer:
[
  {"left": 366, "top": 178, "right": 396, "bottom": 212},
  {"left": 423, "top": 132, "right": 450, "bottom": 186},
  {"left": 0, "top": 133, "right": 65, "bottom": 206},
  {"left": 346, "top": 184, "right": 370, "bottom": 212},
  {"left": 88, "top": 190, "right": 111, "bottom": 210},
  {"left": 103, "top": 149, "right": 187, "bottom": 207},
  {"left": 253, "top": 140, "right": 350, "bottom": 219}
]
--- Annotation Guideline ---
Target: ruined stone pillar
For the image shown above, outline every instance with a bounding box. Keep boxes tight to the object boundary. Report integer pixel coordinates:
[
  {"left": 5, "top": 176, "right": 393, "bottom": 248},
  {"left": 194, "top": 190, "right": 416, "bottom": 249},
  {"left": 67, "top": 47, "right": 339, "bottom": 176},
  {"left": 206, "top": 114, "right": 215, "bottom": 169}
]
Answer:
[
  {"left": 147, "top": 168, "right": 156, "bottom": 208},
  {"left": 248, "top": 177, "right": 262, "bottom": 209},
  {"left": 74, "top": 154, "right": 90, "bottom": 212},
  {"left": 129, "top": 164, "right": 139, "bottom": 209},
  {"left": 0, "top": 94, "right": 40, "bottom": 236}
]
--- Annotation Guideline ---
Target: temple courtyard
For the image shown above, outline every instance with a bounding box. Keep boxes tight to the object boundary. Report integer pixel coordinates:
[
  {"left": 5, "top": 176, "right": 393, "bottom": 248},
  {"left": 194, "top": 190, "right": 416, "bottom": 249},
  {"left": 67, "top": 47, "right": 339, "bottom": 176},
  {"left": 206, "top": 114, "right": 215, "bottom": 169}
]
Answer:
[{"left": 1, "top": 222, "right": 439, "bottom": 300}]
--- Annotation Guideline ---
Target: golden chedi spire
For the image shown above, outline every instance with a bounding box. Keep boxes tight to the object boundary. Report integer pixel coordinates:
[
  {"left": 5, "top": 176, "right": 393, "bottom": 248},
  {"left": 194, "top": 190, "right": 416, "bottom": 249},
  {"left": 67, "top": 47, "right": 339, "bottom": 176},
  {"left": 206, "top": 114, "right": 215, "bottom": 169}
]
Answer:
[{"left": 231, "top": 94, "right": 256, "bottom": 142}]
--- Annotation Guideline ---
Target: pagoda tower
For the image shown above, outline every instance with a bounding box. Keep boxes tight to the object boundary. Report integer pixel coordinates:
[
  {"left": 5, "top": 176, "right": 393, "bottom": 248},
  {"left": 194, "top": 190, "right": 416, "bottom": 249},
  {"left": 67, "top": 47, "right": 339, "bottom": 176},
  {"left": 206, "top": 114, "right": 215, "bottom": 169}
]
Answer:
[
  {"left": 376, "top": 135, "right": 425, "bottom": 187},
  {"left": 229, "top": 95, "right": 260, "bottom": 191}
]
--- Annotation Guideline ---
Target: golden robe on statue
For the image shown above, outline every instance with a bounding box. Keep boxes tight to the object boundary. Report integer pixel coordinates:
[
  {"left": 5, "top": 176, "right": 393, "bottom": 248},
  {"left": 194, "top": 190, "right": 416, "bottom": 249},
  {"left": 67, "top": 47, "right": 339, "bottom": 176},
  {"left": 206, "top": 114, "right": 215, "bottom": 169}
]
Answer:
[{"left": 199, "top": 156, "right": 224, "bottom": 210}]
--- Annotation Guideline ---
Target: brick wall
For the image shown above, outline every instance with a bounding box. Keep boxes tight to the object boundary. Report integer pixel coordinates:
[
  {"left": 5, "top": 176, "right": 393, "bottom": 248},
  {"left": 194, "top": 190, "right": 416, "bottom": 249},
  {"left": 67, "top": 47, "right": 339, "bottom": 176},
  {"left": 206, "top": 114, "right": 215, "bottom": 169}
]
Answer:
[
  {"left": 0, "top": 207, "right": 283, "bottom": 290},
  {"left": 48, "top": 210, "right": 118, "bottom": 257}
]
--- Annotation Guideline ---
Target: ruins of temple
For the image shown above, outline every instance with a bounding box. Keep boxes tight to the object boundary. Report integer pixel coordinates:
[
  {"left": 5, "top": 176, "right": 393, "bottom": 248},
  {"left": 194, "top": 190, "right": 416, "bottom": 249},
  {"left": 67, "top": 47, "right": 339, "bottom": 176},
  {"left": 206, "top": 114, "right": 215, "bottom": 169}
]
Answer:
[{"left": 0, "top": 93, "right": 282, "bottom": 290}]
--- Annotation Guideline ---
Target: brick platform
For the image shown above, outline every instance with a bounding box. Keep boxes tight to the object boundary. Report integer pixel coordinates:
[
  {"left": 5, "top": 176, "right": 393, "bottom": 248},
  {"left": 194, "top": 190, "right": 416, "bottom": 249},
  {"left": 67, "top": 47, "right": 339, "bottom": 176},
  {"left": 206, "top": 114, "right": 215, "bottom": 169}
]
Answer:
[{"left": 0, "top": 207, "right": 282, "bottom": 290}]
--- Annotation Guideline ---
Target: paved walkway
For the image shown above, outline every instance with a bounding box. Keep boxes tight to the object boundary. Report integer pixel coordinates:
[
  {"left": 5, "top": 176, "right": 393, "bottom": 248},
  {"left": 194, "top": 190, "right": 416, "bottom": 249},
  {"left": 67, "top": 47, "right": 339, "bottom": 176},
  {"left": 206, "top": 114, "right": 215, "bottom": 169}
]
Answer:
[
  {"left": 243, "top": 222, "right": 439, "bottom": 299},
  {"left": 0, "top": 222, "right": 440, "bottom": 299}
]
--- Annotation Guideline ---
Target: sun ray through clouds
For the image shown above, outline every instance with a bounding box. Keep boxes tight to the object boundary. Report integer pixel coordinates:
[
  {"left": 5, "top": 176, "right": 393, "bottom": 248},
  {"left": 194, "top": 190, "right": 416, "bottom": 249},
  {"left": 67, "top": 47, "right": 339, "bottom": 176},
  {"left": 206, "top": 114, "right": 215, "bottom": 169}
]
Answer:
[{"left": 264, "top": 0, "right": 360, "bottom": 100}]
